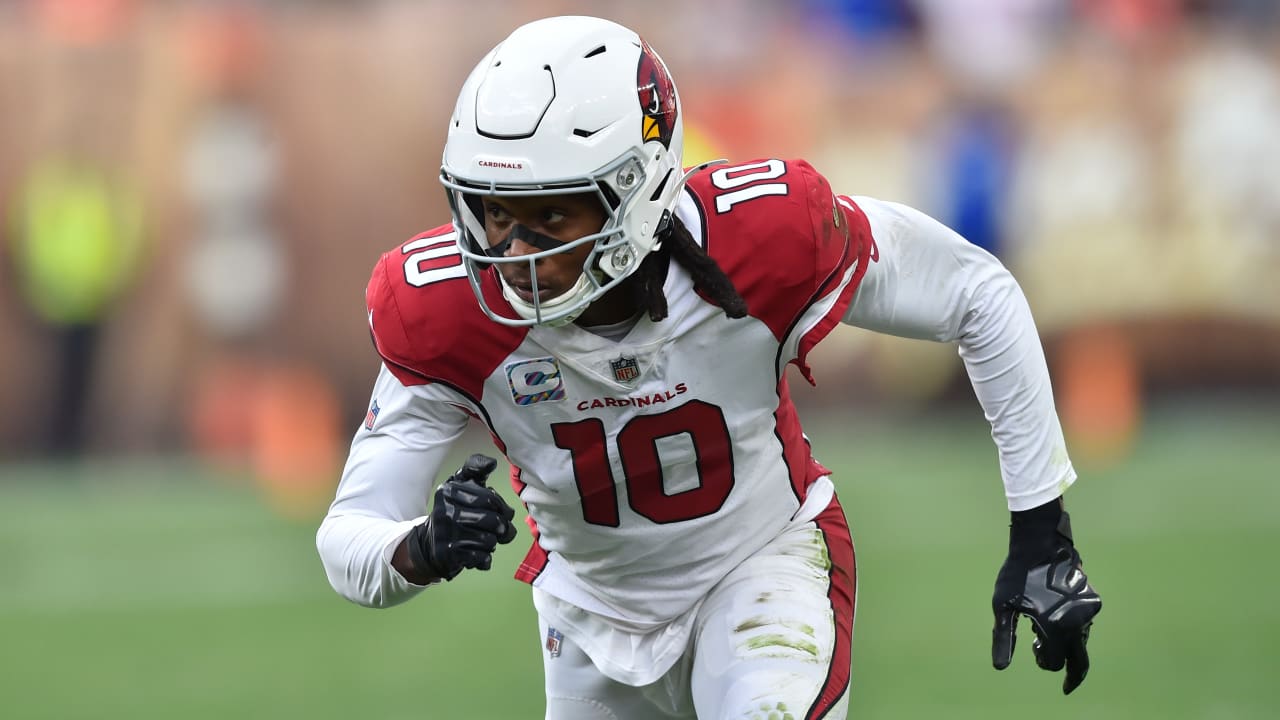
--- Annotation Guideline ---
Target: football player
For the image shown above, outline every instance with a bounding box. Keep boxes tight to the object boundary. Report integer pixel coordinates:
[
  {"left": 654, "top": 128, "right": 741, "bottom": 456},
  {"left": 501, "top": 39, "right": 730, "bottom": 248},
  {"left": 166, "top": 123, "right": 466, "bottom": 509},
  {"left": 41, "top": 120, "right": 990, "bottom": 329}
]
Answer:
[{"left": 317, "top": 15, "right": 1101, "bottom": 719}]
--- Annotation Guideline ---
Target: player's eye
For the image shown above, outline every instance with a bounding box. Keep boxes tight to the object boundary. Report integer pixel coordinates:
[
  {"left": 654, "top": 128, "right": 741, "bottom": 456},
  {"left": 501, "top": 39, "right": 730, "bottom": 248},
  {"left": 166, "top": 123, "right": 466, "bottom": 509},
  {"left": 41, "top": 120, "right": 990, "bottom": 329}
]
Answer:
[
  {"left": 484, "top": 203, "right": 512, "bottom": 223},
  {"left": 542, "top": 208, "right": 566, "bottom": 224}
]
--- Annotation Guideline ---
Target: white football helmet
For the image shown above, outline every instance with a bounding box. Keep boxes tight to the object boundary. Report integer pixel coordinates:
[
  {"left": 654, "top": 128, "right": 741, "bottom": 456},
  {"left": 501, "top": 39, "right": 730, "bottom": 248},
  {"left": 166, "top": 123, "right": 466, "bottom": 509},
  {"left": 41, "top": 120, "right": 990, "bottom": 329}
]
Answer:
[{"left": 441, "top": 16, "right": 686, "bottom": 326}]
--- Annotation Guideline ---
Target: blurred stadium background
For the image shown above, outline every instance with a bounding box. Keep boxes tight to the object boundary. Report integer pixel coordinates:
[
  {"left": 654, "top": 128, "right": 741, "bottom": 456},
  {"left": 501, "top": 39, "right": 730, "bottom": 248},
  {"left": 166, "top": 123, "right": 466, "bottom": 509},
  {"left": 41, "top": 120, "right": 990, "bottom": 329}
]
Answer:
[{"left": 1, "top": 0, "right": 1277, "bottom": 717}]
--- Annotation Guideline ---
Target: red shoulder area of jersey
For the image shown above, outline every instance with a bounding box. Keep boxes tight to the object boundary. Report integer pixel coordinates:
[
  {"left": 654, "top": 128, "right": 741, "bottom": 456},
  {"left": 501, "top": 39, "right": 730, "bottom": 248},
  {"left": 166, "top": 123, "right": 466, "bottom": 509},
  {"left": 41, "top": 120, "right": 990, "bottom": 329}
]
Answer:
[
  {"left": 683, "top": 159, "right": 874, "bottom": 379},
  {"left": 365, "top": 224, "right": 528, "bottom": 400}
]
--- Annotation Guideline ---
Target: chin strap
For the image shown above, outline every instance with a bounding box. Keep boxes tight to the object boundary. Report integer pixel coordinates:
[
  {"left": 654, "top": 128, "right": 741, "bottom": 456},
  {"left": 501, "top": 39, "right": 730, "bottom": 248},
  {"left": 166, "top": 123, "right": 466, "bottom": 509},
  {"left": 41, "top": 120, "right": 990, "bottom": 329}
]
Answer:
[{"left": 498, "top": 269, "right": 594, "bottom": 327}]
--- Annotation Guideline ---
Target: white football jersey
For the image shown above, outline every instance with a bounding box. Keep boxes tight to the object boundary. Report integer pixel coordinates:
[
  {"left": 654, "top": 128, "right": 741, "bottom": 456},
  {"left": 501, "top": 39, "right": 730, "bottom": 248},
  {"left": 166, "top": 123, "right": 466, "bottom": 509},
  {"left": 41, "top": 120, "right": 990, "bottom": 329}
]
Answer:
[
  {"left": 342, "top": 159, "right": 866, "bottom": 622},
  {"left": 317, "top": 158, "right": 1075, "bottom": 678}
]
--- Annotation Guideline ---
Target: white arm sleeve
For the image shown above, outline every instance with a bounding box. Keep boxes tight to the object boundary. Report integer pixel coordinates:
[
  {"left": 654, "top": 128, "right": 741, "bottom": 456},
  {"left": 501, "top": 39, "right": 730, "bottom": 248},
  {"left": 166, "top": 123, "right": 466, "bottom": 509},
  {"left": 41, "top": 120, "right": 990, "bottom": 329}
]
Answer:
[
  {"left": 844, "top": 197, "right": 1076, "bottom": 510},
  {"left": 316, "top": 364, "right": 471, "bottom": 607}
]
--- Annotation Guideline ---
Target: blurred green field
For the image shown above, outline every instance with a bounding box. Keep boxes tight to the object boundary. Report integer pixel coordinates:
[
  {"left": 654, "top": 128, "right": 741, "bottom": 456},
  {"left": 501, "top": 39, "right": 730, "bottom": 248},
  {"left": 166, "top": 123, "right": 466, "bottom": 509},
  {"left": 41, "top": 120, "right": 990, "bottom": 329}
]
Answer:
[{"left": 2, "top": 398, "right": 1278, "bottom": 719}]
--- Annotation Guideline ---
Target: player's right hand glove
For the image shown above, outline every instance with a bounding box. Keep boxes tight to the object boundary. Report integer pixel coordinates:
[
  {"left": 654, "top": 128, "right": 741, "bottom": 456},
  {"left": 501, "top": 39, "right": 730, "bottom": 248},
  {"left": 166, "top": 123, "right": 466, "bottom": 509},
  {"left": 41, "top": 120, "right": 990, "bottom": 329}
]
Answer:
[
  {"left": 406, "top": 454, "right": 518, "bottom": 581},
  {"left": 991, "top": 498, "right": 1101, "bottom": 695}
]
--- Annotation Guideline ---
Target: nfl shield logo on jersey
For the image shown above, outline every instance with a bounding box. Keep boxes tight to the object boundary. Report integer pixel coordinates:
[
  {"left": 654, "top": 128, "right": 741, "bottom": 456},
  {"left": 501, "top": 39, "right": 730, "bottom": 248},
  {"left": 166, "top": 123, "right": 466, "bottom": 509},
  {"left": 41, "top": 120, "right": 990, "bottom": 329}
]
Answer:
[
  {"left": 363, "top": 400, "right": 380, "bottom": 430},
  {"left": 610, "top": 356, "right": 640, "bottom": 384},
  {"left": 545, "top": 627, "right": 564, "bottom": 658}
]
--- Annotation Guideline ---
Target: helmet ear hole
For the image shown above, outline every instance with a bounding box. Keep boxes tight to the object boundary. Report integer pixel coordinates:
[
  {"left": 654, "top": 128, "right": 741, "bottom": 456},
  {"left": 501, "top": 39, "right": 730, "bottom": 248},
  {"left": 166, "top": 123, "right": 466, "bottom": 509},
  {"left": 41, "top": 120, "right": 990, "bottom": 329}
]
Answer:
[
  {"left": 649, "top": 169, "right": 673, "bottom": 202},
  {"left": 599, "top": 184, "right": 621, "bottom": 211}
]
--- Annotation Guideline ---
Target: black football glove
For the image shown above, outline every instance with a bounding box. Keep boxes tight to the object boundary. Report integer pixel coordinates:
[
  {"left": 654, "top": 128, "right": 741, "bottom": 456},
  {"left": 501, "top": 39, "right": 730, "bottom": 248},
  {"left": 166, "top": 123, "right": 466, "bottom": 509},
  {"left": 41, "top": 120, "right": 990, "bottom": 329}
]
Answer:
[
  {"left": 406, "top": 454, "right": 518, "bottom": 581},
  {"left": 991, "top": 498, "right": 1101, "bottom": 695}
]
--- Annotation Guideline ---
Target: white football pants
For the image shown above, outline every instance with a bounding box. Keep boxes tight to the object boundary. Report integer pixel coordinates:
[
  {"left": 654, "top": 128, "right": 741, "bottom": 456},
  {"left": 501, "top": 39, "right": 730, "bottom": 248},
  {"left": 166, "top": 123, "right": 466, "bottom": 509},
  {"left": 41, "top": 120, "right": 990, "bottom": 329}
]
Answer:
[{"left": 539, "top": 500, "right": 856, "bottom": 719}]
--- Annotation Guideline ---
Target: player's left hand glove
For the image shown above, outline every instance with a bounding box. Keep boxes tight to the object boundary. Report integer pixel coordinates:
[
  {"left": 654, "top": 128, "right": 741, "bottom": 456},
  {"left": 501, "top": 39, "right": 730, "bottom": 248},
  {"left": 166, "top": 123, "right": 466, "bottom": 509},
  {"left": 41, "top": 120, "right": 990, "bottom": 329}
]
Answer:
[{"left": 991, "top": 498, "right": 1102, "bottom": 695}]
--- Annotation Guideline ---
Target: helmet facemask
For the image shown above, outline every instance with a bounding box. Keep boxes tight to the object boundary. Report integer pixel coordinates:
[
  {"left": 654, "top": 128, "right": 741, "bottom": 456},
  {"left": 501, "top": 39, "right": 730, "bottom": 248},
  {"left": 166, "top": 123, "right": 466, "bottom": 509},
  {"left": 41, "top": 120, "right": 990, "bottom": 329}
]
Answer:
[{"left": 443, "top": 149, "right": 670, "bottom": 327}]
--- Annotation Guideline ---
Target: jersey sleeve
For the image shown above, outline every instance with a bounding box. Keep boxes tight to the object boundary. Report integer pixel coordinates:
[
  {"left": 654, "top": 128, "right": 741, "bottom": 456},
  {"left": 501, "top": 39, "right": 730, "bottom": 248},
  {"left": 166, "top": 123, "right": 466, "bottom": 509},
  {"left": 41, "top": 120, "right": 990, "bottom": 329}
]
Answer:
[
  {"left": 687, "top": 159, "right": 874, "bottom": 383},
  {"left": 316, "top": 364, "right": 470, "bottom": 607},
  {"left": 844, "top": 197, "right": 1076, "bottom": 510}
]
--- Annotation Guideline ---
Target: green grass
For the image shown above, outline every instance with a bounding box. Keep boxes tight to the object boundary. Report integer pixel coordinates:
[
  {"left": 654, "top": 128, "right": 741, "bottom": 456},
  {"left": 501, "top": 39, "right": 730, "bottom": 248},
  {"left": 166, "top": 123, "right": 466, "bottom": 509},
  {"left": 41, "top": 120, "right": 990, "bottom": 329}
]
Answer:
[{"left": 1, "top": 399, "right": 1277, "bottom": 718}]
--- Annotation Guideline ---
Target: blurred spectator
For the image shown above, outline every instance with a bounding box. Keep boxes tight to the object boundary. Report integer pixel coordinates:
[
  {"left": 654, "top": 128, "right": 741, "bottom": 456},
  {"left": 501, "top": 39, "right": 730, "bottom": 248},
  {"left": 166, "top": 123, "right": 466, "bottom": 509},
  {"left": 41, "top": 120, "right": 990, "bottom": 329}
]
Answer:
[
  {"left": 181, "top": 5, "right": 283, "bottom": 343},
  {"left": 918, "top": 97, "right": 1020, "bottom": 257},
  {"left": 177, "top": 2, "right": 341, "bottom": 512},
  {"left": 7, "top": 137, "right": 144, "bottom": 456},
  {"left": 4, "top": 4, "right": 145, "bottom": 456},
  {"left": 908, "top": 0, "right": 1062, "bottom": 256},
  {"left": 1166, "top": 29, "right": 1280, "bottom": 318},
  {"left": 1004, "top": 35, "right": 1159, "bottom": 328}
]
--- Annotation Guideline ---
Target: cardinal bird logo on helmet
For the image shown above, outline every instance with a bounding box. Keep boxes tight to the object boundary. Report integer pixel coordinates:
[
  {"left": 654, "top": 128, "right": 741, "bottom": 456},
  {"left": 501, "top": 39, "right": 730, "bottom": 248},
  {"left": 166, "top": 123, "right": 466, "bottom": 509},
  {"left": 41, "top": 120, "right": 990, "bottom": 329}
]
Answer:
[{"left": 636, "top": 40, "right": 677, "bottom": 149}]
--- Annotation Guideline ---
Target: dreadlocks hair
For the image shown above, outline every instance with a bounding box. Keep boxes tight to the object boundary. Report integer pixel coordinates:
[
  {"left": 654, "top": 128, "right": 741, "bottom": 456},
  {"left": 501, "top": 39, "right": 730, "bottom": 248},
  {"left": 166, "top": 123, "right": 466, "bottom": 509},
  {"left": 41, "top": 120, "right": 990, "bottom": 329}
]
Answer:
[{"left": 632, "top": 214, "right": 749, "bottom": 322}]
